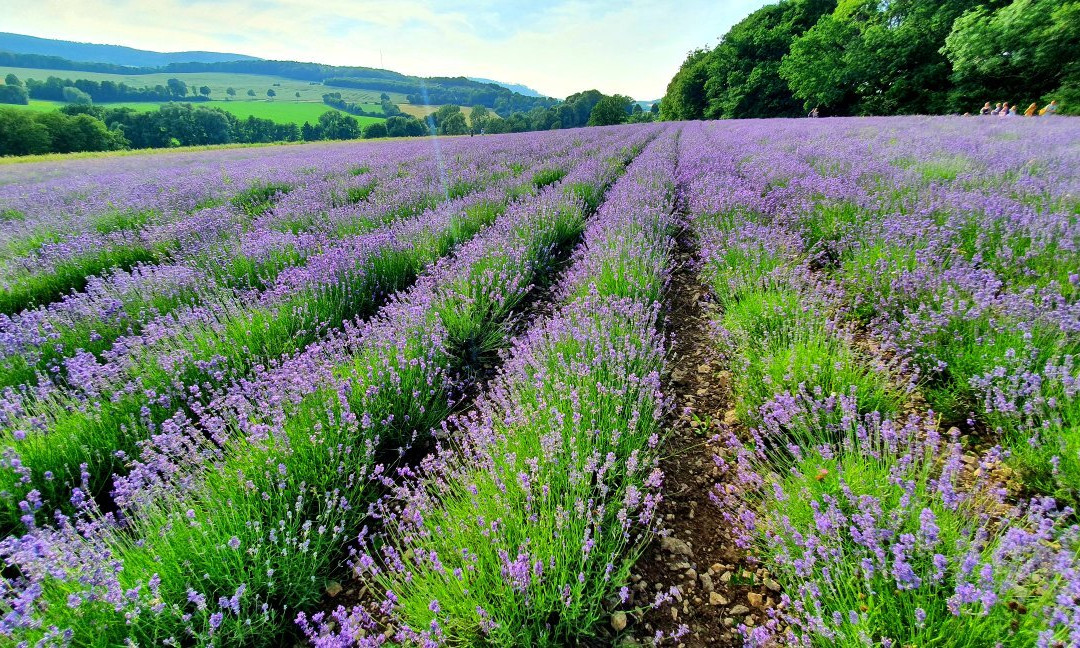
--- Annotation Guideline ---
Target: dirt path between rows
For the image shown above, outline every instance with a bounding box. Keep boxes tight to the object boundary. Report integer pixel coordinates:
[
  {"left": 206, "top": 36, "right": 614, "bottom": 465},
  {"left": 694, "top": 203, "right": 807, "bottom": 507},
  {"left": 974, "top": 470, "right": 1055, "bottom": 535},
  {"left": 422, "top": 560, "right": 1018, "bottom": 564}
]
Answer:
[{"left": 624, "top": 231, "right": 778, "bottom": 648}]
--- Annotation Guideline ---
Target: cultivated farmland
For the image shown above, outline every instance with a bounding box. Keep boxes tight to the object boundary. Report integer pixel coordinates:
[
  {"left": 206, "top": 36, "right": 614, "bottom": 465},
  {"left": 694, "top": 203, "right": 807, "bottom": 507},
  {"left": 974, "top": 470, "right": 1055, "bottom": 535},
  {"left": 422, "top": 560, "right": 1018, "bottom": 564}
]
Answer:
[{"left": 0, "top": 118, "right": 1078, "bottom": 648}]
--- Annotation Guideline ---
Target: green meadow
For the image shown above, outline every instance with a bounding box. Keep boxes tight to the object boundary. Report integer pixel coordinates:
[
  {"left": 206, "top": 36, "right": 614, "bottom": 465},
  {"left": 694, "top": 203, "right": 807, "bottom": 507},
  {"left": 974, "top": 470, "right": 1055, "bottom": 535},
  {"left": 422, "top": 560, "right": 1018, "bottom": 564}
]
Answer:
[{"left": 7, "top": 98, "right": 385, "bottom": 127}]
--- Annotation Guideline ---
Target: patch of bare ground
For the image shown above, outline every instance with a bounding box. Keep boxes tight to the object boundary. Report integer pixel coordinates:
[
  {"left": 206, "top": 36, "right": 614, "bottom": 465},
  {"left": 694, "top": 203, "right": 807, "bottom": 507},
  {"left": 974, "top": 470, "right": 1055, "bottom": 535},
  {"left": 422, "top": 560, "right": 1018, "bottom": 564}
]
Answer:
[{"left": 621, "top": 233, "right": 777, "bottom": 648}]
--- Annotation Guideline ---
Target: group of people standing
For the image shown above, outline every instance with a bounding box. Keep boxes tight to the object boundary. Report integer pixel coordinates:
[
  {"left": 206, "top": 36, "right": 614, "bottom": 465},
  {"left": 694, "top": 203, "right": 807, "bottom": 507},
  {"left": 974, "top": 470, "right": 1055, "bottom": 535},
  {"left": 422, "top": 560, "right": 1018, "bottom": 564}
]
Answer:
[{"left": 979, "top": 100, "right": 1058, "bottom": 117}]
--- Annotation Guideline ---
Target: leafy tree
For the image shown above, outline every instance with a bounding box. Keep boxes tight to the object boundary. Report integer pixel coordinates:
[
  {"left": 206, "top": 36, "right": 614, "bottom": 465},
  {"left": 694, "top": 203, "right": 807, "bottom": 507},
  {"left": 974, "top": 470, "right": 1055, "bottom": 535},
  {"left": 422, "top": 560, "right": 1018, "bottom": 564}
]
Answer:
[
  {"left": 295, "top": 92, "right": 300, "bottom": 100},
  {"left": 781, "top": 0, "right": 986, "bottom": 115},
  {"left": 266, "top": 88, "right": 276, "bottom": 100},
  {"left": 650, "top": 102, "right": 660, "bottom": 114},
  {"left": 4, "top": 73, "right": 21, "bottom": 87},
  {"left": 587, "top": 94, "right": 632, "bottom": 126},
  {"left": 247, "top": 89, "right": 257, "bottom": 97},
  {"left": 0, "top": 108, "right": 51, "bottom": 154},
  {"left": 707, "top": 0, "right": 835, "bottom": 118},
  {"left": 485, "top": 116, "right": 510, "bottom": 134},
  {"left": 431, "top": 104, "right": 461, "bottom": 127},
  {"left": 0, "top": 84, "right": 29, "bottom": 105},
  {"left": 944, "top": 0, "right": 1080, "bottom": 111},
  {"left": 166, "top": 78, "right": 187, "bottom": 98},
  {"left": 659, "top": 0, "right": 834, "bottom": 120},
  {"left": 61, "top": 86, "right": 92, "bottom": 105},
  {"left": 385, "top": 115, "right": 425, "bottom": 137},
  {"left": 438, "top": 111, "right": 468, "bottom": 135},
  {"left": 563, "top": 89, "right": 605, "bottom": 126},
  {"left": 362, "top": 122, "right": 388, "bottom": 138},
  {"left": 0, "top": 108, "right": 123, "bottom": 154},
  {"left": 199, "top": 85, "right": 211, "bottom": 98},
  {"left": 660, "top": 49, "right": 711, "bottom": 120},
  {"left": 226, "top": 87, "right": 236, "bottom": 99},
  {"left": 316, "top": 110, "right": 360, "bottom": 139},
  {"left": 470, "top": 105, "right": 491, "bottom": 133}
]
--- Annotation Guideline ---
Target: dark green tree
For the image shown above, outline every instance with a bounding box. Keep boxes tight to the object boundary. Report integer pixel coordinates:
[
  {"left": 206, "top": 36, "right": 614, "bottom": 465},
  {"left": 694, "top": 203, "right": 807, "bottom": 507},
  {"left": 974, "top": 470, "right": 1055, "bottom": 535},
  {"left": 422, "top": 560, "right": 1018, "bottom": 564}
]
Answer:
[
  {"left": 944, "top": 0, "right": 1080, "bottom": 112},
  {"left": 166, "top": 78, "right": 187, "bottom": 98},
  {"left": 431, "top": 104, "right": 461, "bottom": 127},
  {"left": 659, "top": 49, "right": 710, "bottom": 120},
  {"left": 226, "top": 87, "right": 236, "bottom": 100},
  {"left": 4, "top": 74, "right": 21, "bottom": 87},
  {"left": 247, "top": 89, "right": 257, "bottom": 98},
  {"left": 266, "top": 88, "right": 276, "bottom": 100},
  {"left": 0, "top": 84, "right": 29, "bottom": 105},
  {"left": 0, "top": 108, "right": 51, "bottom": 154},
  {"left": 362, "top": 121, "right": 388, "bottom": 138},
  {"left": 781, "top": 0, "right": 987, "bottom": 115},
  {"left": 438, "top": 111, "right": 469, "bottom": 135},
  {"left": 385, "top": 115, "right": 425, "bottom": 137},
  {"left": 61, "top": 86, "right": 92, "bottom": 105},
  {"left": 587, "top": 94, "right": 632, "bottom": 126},
  {"left": 470, "top": 105, "right": 491, "bottom": 133},
  {"left": 199, "top": 86, "right": 211, "bottom": 98},
  {"left": 317, "top": 110, "right": 361, "bottom": 139}
]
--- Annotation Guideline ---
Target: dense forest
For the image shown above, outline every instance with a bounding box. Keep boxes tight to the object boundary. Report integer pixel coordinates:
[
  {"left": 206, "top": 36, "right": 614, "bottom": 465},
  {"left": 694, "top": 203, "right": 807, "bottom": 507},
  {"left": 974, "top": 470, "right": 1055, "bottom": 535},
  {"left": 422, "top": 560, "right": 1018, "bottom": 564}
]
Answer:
[{"left": 661, "top": 0, "right": 1080, "bottom": 119}]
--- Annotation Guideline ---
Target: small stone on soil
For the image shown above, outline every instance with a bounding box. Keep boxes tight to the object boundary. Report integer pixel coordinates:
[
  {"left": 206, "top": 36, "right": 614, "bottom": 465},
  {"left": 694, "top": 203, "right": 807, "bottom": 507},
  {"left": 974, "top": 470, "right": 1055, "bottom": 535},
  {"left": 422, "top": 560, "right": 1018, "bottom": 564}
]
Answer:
[
  {"left": 611, "top": 611, "right": 628, "bottom": 632},
  {"left": 660, "top": 536, "right": 693, "bottom": 557}
]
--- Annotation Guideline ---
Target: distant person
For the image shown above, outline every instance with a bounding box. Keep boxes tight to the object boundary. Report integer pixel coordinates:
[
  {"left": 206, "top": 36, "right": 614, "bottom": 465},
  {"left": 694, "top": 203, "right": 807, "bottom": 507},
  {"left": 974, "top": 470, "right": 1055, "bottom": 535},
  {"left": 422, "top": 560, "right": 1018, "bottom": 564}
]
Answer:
[
  {"left": 1041, "top": 100, "right": 1059, "bottom": 116},
  {"left": 808, "top": 107, "right": 820, "bottom": 118},
  {"left": 1000, "top": 102, "right": 1011, "bottom": 117},
  {"left": 1025, "top": 103, "right": 1038, "bottom": 117},
  {"left": 991, "top": 102, "right": 1003, "bottom": 115},
  {"left": 1009, "top": 105, "right": 1019, "bottom": 116},
  {"left": 980, "top": 102, "right": 992, "bottom": 115}
]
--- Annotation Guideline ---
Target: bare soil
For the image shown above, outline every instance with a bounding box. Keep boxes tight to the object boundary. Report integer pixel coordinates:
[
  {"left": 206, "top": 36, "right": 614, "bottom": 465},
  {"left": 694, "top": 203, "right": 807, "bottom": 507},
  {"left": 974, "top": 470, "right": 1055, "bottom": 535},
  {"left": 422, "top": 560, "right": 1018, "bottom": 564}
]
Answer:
[{"left": 620, "top": 232, "right": 777, "bottom": 647}]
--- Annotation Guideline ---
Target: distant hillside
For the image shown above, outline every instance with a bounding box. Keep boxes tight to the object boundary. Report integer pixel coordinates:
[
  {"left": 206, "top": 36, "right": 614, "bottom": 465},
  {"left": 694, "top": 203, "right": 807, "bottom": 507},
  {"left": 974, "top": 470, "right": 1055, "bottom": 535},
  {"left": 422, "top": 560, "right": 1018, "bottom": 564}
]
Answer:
[
  {"left": 0, "top": 32, "right": 259, "bottom": 67},
  {"left": 467, "top": 77, "right": 545, "bottom": 98},
  {"left": 0, "top": 44, "right": 557, "bottom": 116}
]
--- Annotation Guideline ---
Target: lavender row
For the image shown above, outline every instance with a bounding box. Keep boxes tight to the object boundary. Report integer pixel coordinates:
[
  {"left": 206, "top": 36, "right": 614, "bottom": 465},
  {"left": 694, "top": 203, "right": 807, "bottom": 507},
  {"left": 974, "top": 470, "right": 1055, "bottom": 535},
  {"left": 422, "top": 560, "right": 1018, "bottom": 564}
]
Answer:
[
  {"left": 300, "top": 128, "right": 681, "bottom": 647},
  {"left": 0, "top": 127, "right": 652, "bottom": 646},
  {"left": 681, "top": 120, "right": 1080, "bottom": 646},
  {"left": 0, "top": 134, "right": 584, "bottom": 394},
  {"left": 0, "top": 156, "right": 563, "bottom": 533},
  {"left": 0, "top": 136, "right": 513, "bottom": 317}
]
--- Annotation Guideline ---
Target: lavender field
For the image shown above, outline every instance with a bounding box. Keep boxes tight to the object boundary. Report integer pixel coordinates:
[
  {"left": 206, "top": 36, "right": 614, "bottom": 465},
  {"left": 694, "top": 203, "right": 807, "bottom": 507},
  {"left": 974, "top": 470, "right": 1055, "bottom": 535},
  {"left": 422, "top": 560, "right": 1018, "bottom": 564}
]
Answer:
[{"left": 0, "top": 118, "right": 1078, "bottom": 647}]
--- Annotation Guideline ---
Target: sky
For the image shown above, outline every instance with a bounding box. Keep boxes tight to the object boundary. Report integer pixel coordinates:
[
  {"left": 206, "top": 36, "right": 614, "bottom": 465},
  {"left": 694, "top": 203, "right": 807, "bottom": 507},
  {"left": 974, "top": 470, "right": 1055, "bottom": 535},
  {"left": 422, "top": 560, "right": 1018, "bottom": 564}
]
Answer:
[{"left": 5, "top": 0, "right": 770, "bottom": 99}]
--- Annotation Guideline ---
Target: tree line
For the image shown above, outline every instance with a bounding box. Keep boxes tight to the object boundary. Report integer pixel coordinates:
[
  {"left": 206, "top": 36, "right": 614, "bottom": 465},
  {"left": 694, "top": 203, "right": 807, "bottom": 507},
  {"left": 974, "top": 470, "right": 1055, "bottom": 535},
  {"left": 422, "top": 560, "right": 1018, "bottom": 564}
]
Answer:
[
  {"left": 0, "top": 73, "right": 215, "bottom": 105},
  {"left": 321, "top": 92, "right": 403, "bottom": 118},
  {"left": 0, "top": 88, "right": 656, "bottom": 157},
  {"left": 661, "top": 0, "right": 1079, "bottom": 120}
]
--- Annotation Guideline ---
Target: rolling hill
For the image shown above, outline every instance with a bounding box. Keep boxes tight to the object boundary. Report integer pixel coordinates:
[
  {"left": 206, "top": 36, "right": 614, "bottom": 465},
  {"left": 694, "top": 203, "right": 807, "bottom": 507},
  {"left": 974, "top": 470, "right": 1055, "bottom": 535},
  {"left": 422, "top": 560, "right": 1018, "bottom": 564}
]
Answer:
[{"left": 0, "top": 32, "right": 259, "bottom": 67}]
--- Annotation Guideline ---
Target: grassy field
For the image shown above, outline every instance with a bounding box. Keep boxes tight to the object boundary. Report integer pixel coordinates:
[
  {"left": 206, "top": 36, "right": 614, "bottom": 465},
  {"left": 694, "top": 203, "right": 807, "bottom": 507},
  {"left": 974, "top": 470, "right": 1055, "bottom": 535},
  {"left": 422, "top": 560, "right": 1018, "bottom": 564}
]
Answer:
[
  {"left": 0, "top": 65, "right": 407, "bottom": 104},
  {"left": 5, "top": 98, "right": 385, "bottom": 127},
  {"left": 398, "top": 103, "right": 475, "bottom": 120},
  {"left": 1, "top": 65, "right": 478, "bottom": 126}
]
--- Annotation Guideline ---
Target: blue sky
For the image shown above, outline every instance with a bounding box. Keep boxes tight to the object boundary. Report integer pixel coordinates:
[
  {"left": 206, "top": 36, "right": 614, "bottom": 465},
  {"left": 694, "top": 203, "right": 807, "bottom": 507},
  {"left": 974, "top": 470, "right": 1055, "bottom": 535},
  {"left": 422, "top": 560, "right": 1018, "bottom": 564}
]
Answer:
[{"left": 6, "top": 0, "right": 770, "bottom": 99}]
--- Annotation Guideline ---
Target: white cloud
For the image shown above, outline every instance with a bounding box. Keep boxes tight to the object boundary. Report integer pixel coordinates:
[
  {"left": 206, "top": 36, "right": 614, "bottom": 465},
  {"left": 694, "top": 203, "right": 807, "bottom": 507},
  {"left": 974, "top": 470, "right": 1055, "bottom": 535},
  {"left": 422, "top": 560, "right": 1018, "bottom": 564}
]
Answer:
[{"left": 5, "top": 0, "right": 768, "bottom": 98}]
